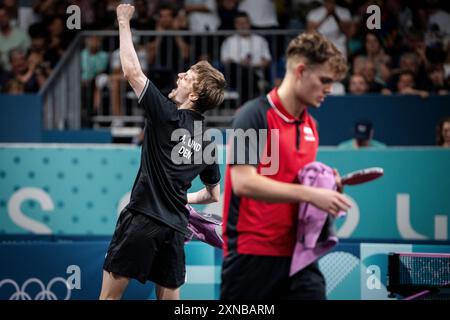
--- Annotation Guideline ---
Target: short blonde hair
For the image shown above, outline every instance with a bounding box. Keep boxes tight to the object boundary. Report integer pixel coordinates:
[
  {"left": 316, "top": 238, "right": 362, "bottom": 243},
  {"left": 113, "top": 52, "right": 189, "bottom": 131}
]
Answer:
[
  {"left": 191, "top": 61, "right": 226, "bottom": 113},
  {"left": 286, "top": 31, "right": 348, "bottom": 80}
]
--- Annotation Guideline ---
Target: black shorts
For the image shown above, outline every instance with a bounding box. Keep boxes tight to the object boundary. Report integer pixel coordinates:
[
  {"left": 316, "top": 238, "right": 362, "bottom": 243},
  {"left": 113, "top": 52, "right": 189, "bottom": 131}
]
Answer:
[
  {"left": 221, "top": 254, "right": 326, "bottom": 300},
  {"left": 103, "top": 209, "right": 186, "bottom": 288}
]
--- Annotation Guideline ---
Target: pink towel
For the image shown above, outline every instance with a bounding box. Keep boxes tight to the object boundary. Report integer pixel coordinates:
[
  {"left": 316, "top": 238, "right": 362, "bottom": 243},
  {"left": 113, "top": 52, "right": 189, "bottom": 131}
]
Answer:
[
  {"left": 290, "top": 162, "right": 346, "bottom": 276},
  {"left": 185, "top": 205, "right": 223, "bottom": 249}
]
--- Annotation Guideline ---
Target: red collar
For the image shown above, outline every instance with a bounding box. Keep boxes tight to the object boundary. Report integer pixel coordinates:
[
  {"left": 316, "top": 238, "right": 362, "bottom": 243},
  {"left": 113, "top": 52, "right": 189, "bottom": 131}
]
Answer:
[{"left": 267, "top": 88, "right": 306, "bottom": 123}]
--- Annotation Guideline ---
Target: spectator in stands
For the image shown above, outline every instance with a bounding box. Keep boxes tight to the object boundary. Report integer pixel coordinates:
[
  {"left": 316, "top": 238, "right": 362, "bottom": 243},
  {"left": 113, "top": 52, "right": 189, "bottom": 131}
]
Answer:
[
  {"left": 358, "top": 32, "right": 391, "bottom": 84},
  {"left": 425, "top": 64, "right": 449, "bottom": 95},
  {"left": 367, "top": 0, "right": 403, "bottom": 57},
  {"left": 346, "top": 17, "right": 363, "bottom": 60},
  {"left": 289, "top": 0, "right": 321, "bottom": 29},
  {"left": 81, "top": 36, "right": 109, "bottom": 82},
  {"left": 34, "top": 61, "right": 50, "bottom": 88},
  {"left": 330, "top": 81, "right": 346, "bottom": 95},
  {"left": 338, "top": 120, "right": 386, "bottom": 149},
  {"left": 238, "top": 0, "right": 282, "bottom": 60},
  {"left": 44, "top": 16, "right": 74, "bottom": 68},
  {"left": 348, "top": 74, "right": 368, "bottom": 95},
  {"left": 3, "top": 78, "right": 24, "bottom": 94},
  {"left": 383, "top": 70, "right": 429, "bottom": 98},
  {"left": 436, "top": 117, "right": 450, "bottom": 148},
  {"left": 389, "top": 46, "right": 428, "bottom": 91},
  {"left": 147, "top": 4, "right": 190, "bottom": 72},
  {"left": 443, "top": 41, "right": 450, "bottom": 79},
  {"left": 2, "top": 0, "right": 18, "bottom": 26},
  {"left": 427, "top": 0, "right": 450, "bottom": 38},
  {"left": 71, "top": 0, "right": 96, "bottom": 28},
  {"left": 130, "top": 0, "right": 155, "bottom": 30},
  {"left": 218, "top": 0, "right": 239, "bottom": 31},
  {"left": 396, "top": 70, "right": 418, "bottom": 94},
  {"left": 360, "top": 59, "right": 384, "bottom": 93},
  {"left": 306, "top": 0, "right": 351, "bottom": 57},
  {"left": 220, "top": 11, "right": 271, "bottom": 102},
  {"left": 221, "top": 12, "right": 271, "bottom": 68},
  {"left": 184, "top": 0, "right": 220, "bottom": 31},
  {"left": 81, "top": 36, "right": 109, "bottom": 117},
  {"left": 32, "top": 0, "right": 65, "bottom": 18},
  {"left": 28, "top": 32, "right": 46, "bottom": 57},
  {"left": 351, "top": 55, "right": 365, "bottom": 74},
  {"left": 0, "top": 49, "right": 39, "bottom": 92},
  {"left": 109, "top": 35, "right": 148, "bottom": 116},
  {"left": 0, "top": 5, "right": 30, "bottom": 70},
  {"left": 86, "top": 0, "right": 118, "bottom": 30},
  {"left": 238, "top": 0, "right": 279, "bottom": 29}
]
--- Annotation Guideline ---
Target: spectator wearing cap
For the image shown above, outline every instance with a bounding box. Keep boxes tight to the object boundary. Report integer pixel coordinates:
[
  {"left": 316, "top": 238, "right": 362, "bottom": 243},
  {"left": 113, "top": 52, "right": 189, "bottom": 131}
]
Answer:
[{"left": 337, "top": 120, "right": 386, "bottom": 149}]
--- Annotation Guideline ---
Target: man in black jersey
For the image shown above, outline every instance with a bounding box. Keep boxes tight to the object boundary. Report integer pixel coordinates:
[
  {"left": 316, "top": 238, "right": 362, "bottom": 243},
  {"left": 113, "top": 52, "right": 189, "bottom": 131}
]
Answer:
[{"left": 99, "top": 4, "right": 226, "bottom": 300}]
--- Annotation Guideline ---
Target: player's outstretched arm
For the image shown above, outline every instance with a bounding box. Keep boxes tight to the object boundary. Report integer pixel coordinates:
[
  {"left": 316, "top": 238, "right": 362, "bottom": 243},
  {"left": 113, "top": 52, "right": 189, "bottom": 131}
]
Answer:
[
  {"left": 116, "top": 4, "right": 147, "bottom": 98},
  {"left": 187, "top": 184, "right": 220, "bottom": 205}
]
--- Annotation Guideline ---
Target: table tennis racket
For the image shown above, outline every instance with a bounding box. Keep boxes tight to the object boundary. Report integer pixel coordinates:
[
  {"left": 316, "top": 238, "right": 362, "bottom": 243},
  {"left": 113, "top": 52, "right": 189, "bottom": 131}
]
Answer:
[{"left": 341, "top": 167, "right": 384, "bottom": 186}]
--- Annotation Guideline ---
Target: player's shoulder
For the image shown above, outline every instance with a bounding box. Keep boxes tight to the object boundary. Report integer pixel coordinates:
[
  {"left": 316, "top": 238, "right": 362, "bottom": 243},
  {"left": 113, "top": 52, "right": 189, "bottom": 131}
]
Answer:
[{"left": 234, "top": 95, "right": 271, "bottom": 121}]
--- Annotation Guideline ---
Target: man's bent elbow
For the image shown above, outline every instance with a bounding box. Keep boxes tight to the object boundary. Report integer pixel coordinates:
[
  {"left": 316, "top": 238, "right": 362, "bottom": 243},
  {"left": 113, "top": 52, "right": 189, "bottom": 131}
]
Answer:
[
  {"left": 122, "top": 68, "right": 141, "bottom": 81},
  {"left": 232, "top": 181, "right": 250, "bottom": 197}
]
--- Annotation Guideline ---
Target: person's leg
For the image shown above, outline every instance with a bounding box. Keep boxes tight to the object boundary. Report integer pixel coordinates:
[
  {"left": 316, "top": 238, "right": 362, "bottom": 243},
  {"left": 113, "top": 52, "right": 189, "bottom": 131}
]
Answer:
[
  {"left": 101, "top": 210, "right": 162, "bottom": 299},
  {"left": 281, "top": 261, "right": 326, "bottom": 300},
  {"left": 99, "top": 270, "right": 130, "bottom": 300},
  {"left": 221, "top": 254, "right": 289, "bottom": 300},
  {"left": 148, "top": 228, "right": 186, "bottom": 300},
  {"left": 155, "top": 285, "right": 180, "bottom": 300}
]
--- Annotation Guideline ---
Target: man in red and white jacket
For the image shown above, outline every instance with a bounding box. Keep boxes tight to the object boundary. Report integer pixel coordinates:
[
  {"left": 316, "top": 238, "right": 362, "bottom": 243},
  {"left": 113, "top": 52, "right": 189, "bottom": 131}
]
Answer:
[{"left": 221, "top": 31, "right": 352, "bottom": 300}]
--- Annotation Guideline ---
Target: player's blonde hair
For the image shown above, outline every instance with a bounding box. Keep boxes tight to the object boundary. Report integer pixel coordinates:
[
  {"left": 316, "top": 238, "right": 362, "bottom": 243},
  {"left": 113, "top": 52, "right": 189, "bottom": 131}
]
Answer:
[
  {"left": 286, "top": 31, "right": 348, "bottom": 80},
  {"left": 191, "top": 61, "right": 226, "bottom": 113}
]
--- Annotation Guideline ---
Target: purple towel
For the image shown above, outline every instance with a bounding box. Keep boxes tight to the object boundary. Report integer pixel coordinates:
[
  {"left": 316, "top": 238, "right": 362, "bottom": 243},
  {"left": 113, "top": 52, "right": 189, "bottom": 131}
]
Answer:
[
  {"left": 290, "top": 162, "right": 346, "bottom": 276},
  {"left": 185, "top": 205, "right": 223, "bottom": 249}
]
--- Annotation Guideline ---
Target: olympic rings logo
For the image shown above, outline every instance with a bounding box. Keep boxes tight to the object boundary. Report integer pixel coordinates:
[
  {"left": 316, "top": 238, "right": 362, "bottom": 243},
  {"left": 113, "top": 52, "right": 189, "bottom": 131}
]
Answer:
[{"left": 0, "top": 277, "right": 72, "bottom": 300}]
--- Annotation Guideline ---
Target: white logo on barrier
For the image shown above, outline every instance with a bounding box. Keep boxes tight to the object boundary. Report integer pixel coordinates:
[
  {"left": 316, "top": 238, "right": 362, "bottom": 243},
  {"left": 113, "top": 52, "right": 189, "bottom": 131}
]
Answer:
[
  {"left": 0, "top": 277, "right": 71, "bottom": 300},
  {"left": 366, "top": 265, "right": 381, "bottom": 290},
  {"left": 397, "top": 193, "right": 448, "bottom": 240},
  {"left": 8, "top": 188, "right": 54, "bottom": 234},
  {"left": 0, "top": 265, "right": 81, "bottom": 300}
]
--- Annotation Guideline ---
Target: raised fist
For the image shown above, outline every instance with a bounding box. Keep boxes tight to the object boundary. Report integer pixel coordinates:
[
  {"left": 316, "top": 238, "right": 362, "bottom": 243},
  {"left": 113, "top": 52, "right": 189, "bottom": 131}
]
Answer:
[{"left": 116, "top": 4, "right": 135, "bottom": 23}]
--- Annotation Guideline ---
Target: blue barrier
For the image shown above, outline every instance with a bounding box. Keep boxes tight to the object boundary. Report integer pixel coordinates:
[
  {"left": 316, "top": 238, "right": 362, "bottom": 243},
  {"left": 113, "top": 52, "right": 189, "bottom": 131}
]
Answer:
[
  {"left": 0, "top": 237, "right": 219, "bottom": 300},
  {"left": 1, "top": 94, "right": 449, "bottom": 145},
  {"left": 0, "top": 145, "right": 449, "bottom": 241},
  {"left": 1, "top": 236, "right": 448, "bottom": 300},
  {"left": 42, "top": 130, "right": 112, "bottom": 143},
  {"left": 0, "top": 95, "right": 42, "bottom": 142},
  {"left": 310, "top": 95, "right": 450, "bottom": 146}
]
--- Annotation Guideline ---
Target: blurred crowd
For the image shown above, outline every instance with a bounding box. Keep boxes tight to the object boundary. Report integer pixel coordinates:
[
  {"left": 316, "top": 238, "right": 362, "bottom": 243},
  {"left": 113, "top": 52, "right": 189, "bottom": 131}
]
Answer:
[{"left": 1, "top": 0, "right": 450, "bottom": 99}]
